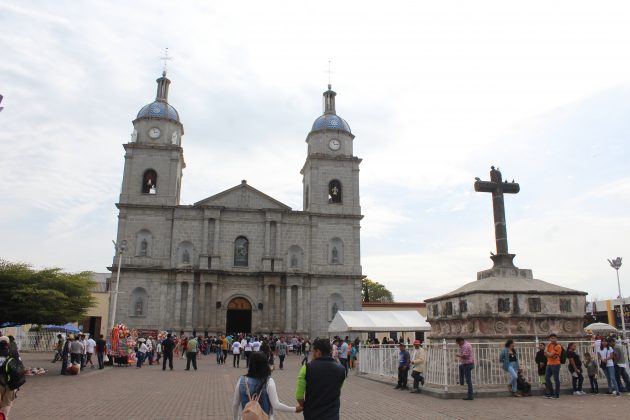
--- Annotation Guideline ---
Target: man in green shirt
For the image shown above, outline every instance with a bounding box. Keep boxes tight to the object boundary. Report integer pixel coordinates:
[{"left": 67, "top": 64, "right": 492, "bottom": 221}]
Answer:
[{"left": 185, "top": 336, "right": 198, "bottom": 371}]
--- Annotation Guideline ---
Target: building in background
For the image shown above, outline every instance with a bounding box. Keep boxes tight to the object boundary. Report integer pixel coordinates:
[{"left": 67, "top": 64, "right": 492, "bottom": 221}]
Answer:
[
  {"left": 108, "top": 73, "right": 363, "bottom": 337},
  {"left": 587, "top": 297, "right": 630, "bottom": 335}
]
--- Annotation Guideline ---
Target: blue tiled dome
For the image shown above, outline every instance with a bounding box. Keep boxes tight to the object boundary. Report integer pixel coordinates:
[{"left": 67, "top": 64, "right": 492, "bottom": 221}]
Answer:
[
  {"left": 311, "top": 114, "right": 351, "bottom": 133},
  {"left": 137, "top": 101, "right": 180, "bottom": 122}
]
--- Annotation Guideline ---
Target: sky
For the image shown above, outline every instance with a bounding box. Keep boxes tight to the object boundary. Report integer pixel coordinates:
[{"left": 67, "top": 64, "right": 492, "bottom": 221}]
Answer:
[{"left": 1, "top": 0, "right": 629, "bottom": 302}]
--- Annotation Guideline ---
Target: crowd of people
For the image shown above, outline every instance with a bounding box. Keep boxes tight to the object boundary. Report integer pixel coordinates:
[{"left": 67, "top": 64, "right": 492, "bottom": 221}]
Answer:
[{"left": 454, "top": 332, "right": 630, "bottom": 401}]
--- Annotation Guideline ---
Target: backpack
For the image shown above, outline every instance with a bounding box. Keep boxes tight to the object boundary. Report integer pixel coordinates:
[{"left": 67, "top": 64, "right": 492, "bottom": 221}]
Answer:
[
  {"left": 2, "top": 356, "right": 26, "bottom": 390},
  {"left": 242, "top": 379, "right": 269, "bottom": 420},
  {"left": 559, "top": 346, "right": 567, "bottom": 364}
]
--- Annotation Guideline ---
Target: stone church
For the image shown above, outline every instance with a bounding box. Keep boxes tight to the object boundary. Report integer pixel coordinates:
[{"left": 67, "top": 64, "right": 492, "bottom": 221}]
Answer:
[{"left": 109, "top": 71, "right": 364, "bottom": 338}]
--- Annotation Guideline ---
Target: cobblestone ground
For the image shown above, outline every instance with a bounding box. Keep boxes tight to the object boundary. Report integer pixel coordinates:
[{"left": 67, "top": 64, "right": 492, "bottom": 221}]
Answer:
[{"left": 8, "top": 353, "right": 630, "bottom": 419}]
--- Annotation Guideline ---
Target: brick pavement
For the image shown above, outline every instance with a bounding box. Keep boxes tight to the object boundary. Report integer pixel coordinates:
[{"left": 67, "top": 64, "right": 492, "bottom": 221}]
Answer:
[{"left": 8, "top": 353, "right": 630, "bottom": 419}]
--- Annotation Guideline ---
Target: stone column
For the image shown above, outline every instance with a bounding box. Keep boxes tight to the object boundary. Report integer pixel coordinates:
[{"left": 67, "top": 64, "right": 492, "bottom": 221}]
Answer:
[
  {"left": 275, "top": 286, "right": 281, "bottom": 331},
  {"left": 159, "top": 280, "right": 168, "bottom": 330},
  {"left": 174, "top": 280, "right": 182, "bottom": 329},
  {"left": 199, "top": 280, "right": 207, "bottom": 331},
  {"left": 265, "top": 221, "right": 270, "bottom": 256},
  {"left": 263, "top": 284, "right": 269, "bottom": 330},
  {"left": 213, "top": 219, "right": 221, "bottom": 255},
  {"left": 285, "top": 286, "right": 292, "bottom": 333},
  {"left": 185, "top": 281, "right": 194, "bottom": 331},
  {"left": 210, "top": 283, "right": 218, "bottom": 331},
  {"left": 297, "top": 286, "right": 304, "bottom": 332},
  {"left": 215, "top": 283, "right": 222, "bottom": 331}
]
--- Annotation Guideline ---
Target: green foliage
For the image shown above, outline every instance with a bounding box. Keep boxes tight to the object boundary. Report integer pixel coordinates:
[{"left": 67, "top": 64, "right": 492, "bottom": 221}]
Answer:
[
  {"left": 0, "top": 260, "right": 96, "bottom": 325},
  {"left": 361, "top": 278, "right": 394, "bottom": 302}
]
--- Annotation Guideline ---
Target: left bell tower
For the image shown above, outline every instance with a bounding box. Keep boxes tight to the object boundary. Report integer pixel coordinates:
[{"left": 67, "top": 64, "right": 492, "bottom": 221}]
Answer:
[{"left": 119, "top": 71, "right": 185, "bottom": 207}]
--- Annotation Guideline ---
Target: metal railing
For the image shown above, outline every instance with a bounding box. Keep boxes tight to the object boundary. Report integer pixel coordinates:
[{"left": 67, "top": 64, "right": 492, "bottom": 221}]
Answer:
[
  {"left": 12, "top": 331, "right": 60, "bottom": 352},
  {"left": 358, "top": 340, "right": 623, "bottom": 391}
]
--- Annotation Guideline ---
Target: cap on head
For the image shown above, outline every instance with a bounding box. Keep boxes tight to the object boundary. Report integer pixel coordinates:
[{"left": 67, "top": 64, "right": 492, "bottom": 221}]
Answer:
[
  {"left": 0, "top": 336, "right": 9, "bottom": 344},
  {"left": 413, "top": 340, "right": 421, "bottom": 345}
]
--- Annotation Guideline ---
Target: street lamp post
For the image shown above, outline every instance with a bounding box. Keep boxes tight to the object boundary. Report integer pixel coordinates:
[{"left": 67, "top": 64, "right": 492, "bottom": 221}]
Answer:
[
  {"left": 608, "top": 257, "right": 624, "bottom": 338},
  {"left": 110, "top": 240, "right": 127, "bottom": 330}
]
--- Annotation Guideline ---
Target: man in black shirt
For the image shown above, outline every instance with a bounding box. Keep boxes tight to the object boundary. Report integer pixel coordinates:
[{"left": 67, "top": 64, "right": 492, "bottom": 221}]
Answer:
[
  {"left": 567, "top": 342, "right": 584, "bottom": 394},
  {"left": 96, "top": 334, "right": 107, "bottom": 369},
  {"left": 296, "top": 339, "right": 345, "bottom": 420},
  {"left": 161, "top": 333, "right": 175, "bottom": 371}
]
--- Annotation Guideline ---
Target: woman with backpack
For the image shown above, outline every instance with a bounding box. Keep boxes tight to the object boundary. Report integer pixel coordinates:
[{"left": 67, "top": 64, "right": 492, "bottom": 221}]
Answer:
[
  {"left": 499, "top": 339, "right": 519, "bottom": 396},
  {"left": 231, "top": 352, "right": 301, "bottom": 419}
]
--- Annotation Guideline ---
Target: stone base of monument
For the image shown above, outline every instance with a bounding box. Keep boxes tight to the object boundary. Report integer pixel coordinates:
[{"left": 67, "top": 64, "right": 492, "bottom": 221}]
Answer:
[{"left": 425, "top": 255, "right": 587, "bottom": 341}]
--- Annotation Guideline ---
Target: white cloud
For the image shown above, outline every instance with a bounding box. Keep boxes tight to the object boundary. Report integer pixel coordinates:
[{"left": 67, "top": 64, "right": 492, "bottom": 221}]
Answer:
[{"left": 1, "top": 0, "right": 629, "bottom": 304}]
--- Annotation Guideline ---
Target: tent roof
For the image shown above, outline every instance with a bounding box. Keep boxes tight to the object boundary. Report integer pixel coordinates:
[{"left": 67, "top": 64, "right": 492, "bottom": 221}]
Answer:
[{"left": 328, "top": 311, "right": 431, "bottom": 333}]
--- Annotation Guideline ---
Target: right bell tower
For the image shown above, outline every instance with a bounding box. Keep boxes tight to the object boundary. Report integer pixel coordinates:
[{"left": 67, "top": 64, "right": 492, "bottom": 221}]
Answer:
[{"left": 301, "top": 84, "right": 362, "bottom": 215}]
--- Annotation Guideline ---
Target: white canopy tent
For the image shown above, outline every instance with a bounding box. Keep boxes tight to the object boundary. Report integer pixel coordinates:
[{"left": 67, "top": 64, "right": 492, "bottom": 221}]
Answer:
[{"left": 328, "top": 310, "right": 431, "bottom": 333}]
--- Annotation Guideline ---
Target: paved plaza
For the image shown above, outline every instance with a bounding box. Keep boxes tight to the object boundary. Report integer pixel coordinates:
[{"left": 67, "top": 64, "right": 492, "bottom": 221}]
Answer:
[{"left": 9, "top": 353, "right": 630, "bottom": 419}]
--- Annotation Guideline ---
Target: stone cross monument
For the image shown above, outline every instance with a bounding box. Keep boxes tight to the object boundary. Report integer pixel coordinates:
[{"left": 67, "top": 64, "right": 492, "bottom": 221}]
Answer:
[
  {"left": 474, "top": 166, "right": 519, "bottom": 268},
  {"left": 425, "top": 166, "right": 587, "bottom": 341}
]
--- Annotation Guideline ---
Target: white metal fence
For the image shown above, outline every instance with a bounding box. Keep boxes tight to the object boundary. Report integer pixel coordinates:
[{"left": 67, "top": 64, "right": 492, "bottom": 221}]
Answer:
[
  {"left": 12, "top": 331, "right": 60, "bottom": 352},
  {"left": 358, "top": 340, "right": 626, "bottom": 391}
]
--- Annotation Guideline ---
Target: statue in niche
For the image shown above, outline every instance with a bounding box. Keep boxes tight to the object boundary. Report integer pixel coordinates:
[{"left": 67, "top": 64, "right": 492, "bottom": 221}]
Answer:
[
  {"left": 331, "top": 246, "right": 339, "bottom": 264},
  {"left": 131, "top": 129, "right": 138, "bottom": 143},
  {"left": 290, "top": 253, "right": 298, "bottom": 268},
  {"left": 171, "top": 131, "right": 178, "bottom": 145},
  {"left": 182, "top": 249, "right": 190, "bottom": 264},
  {"left": 140, "top": 238, "right": 148, "bottom": 256}
]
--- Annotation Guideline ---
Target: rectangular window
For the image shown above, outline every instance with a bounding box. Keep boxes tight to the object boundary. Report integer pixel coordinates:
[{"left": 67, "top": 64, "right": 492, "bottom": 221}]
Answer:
[
  {"left": 444, "top": 301, "right": 453, "bottom": 316},
  {"left": 498, "top": 298, "right": 511, "bottom": 313},
  {"left": 431, "top": 304, "right": 439, "bottom": 317},
  {"left": 459, "top": 300, "right": 468, "bottom": 313},
  {"left": 528, "top": 297, "right": 541, "bottom": 313},
  {"left": 560, "top": 299, "right": 572, "bottom": 313}
]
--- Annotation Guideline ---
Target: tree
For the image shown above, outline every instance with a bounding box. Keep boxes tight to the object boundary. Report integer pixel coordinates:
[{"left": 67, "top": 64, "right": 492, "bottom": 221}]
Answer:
[
  {"left": 362, "top": 278, "right": 394, "bottom": 302},
  {"left": 0, "top": 260, "right": 96, "bottom": 325}
]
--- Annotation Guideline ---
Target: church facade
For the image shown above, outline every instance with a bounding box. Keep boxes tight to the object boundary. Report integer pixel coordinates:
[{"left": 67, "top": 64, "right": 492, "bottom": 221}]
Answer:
[{"left": 109, "top": 72, "right": 364, "bottom": 338}]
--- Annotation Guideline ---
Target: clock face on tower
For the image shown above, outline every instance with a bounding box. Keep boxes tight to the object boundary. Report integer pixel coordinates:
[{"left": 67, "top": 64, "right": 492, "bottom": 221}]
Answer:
[
  {"left": 148, "top": 127, "right": 161, "bottom": 139},
  {"left": 328, "top": 138, "right": 341, "bottom": 151}
]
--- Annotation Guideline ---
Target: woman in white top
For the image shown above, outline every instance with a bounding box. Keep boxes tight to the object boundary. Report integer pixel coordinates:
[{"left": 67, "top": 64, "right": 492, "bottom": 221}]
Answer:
[
  {"left": 597, "top": 338, "right": 620, "bottom": 396},
  {"left": 231, "top": 352, "right": 301, "bottom": 420}
]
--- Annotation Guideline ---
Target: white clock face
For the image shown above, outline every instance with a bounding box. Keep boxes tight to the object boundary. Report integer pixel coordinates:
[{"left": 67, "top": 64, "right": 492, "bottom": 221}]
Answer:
[
  {"left": 329, "top": 139, "right": 341, "bottom": 151},
  {"left": 149, "top": 127, "right": 161, "bottom": 139}
]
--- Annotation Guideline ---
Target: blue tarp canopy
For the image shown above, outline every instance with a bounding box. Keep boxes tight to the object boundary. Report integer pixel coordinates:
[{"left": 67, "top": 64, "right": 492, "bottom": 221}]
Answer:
[
  {"left": 0, "top": 322, "right": 19, "bottom": 328},
  {"left": 43, "top": 323, "right": 80, "bottom": 333}
]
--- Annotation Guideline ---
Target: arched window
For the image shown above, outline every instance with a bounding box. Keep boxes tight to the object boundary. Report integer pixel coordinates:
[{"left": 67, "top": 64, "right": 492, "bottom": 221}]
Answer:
[
  {"left": 177, "top": 241, "right": 193, "bottom": 265},
  {"left": 142, "top": 169, "right": 158, "bottom": 194},
  {"left": 135, "top": 230, "right": 153, "bottom": 257},
  {"left": 328, "top": 237, "right": 343, "bottom": 265},
  {"left": 328, "top": 180, "right": 342, "bottom": 203},
  {"left": 287, "top": 245, "right": 304, "bottom": 269},
  {"left": 130, "top": 287, "right": 148, "bottom": 317},
  {"left": 234, "top": 236, "right": 249, "bottom": 267},
  {"left": 329, "top": 293, "right": 344, "bottom": 321}
]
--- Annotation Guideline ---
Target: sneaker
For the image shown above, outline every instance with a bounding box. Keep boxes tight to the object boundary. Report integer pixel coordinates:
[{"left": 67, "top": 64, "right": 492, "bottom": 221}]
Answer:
[
  {"left": 544, "top": 395, "right": 552, "bottom": 399},
  {"left": 551, "top": 396, "right": 559, "bottom": 400},
  {"left": 462, "top": 397, "right": 474, "bottom": 401}
]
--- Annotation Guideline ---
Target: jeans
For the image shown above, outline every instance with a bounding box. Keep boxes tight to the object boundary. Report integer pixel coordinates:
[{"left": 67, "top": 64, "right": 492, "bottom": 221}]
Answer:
[
  {"left": 411, "top": 370, "right": 424, "bottom": 389},
  {"left": 614, "top": 365, "right": 630, "bottom": 392},
  {"left": 245, "top": 351, "right": 251, "bottom": 367},
  {"left": 604, "top": 365, "right": 619, "bottom": 393},
  {"left": 340, "top": 358, "right": 349, "bottom": 378},
  {"left": 588, "top": 374, "right": 599, "bottom": 392},
  {"left": 216, "top": 349, "right": 222, "bottom": 364},
  {"left": 397, "top": 366, "right": 409, "bottom": 388},
  {"left": 136, "top": 352, "right": 145, "bottom": 367},
  {"left": 545, "top": 365, "right": 561, "bottom": 397},
  {"left": 279, "top": 355, "right": 285, "bottom": 369},
  {"left": 571, "top": 370, "right": 584, "bottom": 392},
  {"left": 507, "top": 362, "right": 518, "bottom": 392},
  {"left": 186, "top": 352, "right": 197, "bottom": 370},
  {"left": 302, "top": 351, "right": 309, "bottom": 365},
  {"left": 97, "top": 351, "right": 104, "bottom": 369},
  {"left": 70, "top": 353, "right": 81, "bottom": 365},
  {"left": 162, "top": 352, "right": 173, "bottom": 370},
  {"left": 459, "top": 363, "right": 474, "bottom": 399},
  {"left": 233, "top": 353, "right": 240, "bottom": 368}
]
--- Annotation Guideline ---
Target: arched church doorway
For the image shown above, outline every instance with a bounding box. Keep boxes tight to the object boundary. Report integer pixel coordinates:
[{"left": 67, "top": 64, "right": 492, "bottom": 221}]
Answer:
[{"left": 225, "top": 297, "right": 252, "bottom": 334}]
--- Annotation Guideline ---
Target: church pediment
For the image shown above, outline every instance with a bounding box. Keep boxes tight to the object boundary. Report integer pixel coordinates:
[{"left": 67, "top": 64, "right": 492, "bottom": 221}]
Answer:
[{"left": 194, "top": 181, "right": 291, "bottom": 211}]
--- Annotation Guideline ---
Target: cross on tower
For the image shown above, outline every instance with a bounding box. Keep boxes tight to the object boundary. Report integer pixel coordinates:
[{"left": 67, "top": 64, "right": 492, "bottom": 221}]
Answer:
[
  {"left": 160, "top": 48, "right": 173, "bottom": 74},
  {"left": 474, "top": 166, "right": 520, "bottom": 267}
]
